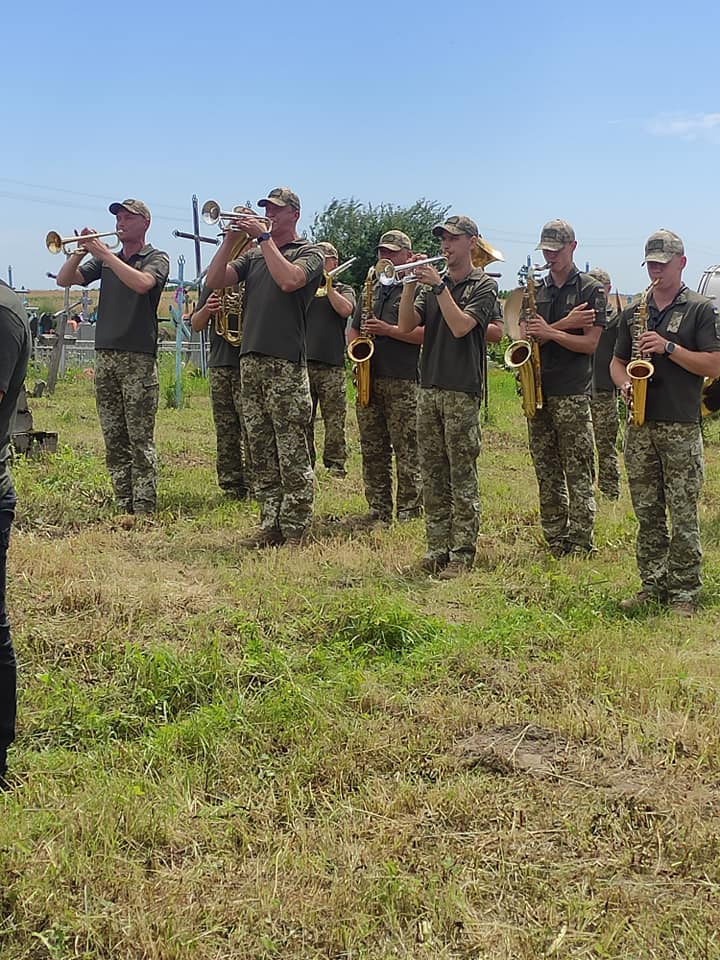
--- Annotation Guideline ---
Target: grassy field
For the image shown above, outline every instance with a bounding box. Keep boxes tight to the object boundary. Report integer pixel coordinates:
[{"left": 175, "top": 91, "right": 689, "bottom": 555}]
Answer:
[{"left": 3, "top": 360, "right": 720, "bottom": 959}]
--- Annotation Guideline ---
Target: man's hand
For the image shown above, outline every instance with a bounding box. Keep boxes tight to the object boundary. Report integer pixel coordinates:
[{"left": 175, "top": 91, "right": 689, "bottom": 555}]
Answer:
[
  {"left": 525, "top": 314, "right": 555, "bottom": 343},
  {"left": 638, "top": 331, "right": 669, "bottom": 355},
  {"left": 555, "top": 302, "right": 596, "bottom": 331},
  {"left": 412, "top": 262, "right": 443, "bottom": 287},
  {"left": 363, "top": 317, "right": 393, "bottom": 337},
  {"left": 75, "top": 227, "right": 113, "bottom": 261},
  {"left": 204, "top": 293, "right": 223, "bottom": 315},
  {"left": 229, "top": 214, "right": 269, "bottom": 241}
]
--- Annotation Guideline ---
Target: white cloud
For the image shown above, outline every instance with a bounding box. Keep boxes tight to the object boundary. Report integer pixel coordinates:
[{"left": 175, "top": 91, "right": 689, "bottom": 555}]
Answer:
[{"left": 646, "top": 112, "right": 720, "bottom": 139}]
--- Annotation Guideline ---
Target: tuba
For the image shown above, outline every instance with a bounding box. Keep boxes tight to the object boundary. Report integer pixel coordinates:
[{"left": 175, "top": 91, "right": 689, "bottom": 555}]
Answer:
[
  {"left": 504, "top": 266, "right": 544, "bottom": 419},
  {"left": 347, "top": 266, "right": 376, "bottom": 407},
  {"left": 626, "top": 281, "right": 657, "bottom": 427},
  {"left": 214, "top": 207, "right": 256, "bottom": 345},
  {"left": 471, "top": 236, "right": 505, "bottom": 270}
]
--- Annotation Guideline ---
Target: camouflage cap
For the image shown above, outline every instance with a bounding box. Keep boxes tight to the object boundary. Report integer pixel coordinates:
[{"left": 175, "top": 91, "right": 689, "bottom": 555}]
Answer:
[
  {"left": 377, "top": 230, "right": 412, "bottom": 251},
  {"left": 588, "top": 267, "right": 611, "bottom": 286},
  {"left": 317, "top": 241, "right": 339, "bottom": 259},
  {"left": 536, "top": 219, "right": 576, "bottom": 250},
  {"left": 257, "top": 187, "right": 301, "bottom": 212},
  {"left": 109, "top": 198, "right": 151, "bottom": 220},
  {"left": 642, "top": 229, "right": 685, "bottom": 264},
  {"left": 432, "top": 215, "right": 479, "bottom": 238}
]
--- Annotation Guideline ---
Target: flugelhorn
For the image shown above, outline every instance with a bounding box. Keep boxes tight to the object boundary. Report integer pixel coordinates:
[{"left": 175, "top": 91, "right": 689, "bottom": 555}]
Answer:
[
  {"left": 376, "top": 255, "right": 448, "bottom": 286},
  {"left": 46, "top": 230, "right": 120, "bottom": 255},
  {"left": 315, "top": 256, "right": 358, "bottom": 298},
  {"left": 201, "top": 200, "right": 271, "bottom": 235}
]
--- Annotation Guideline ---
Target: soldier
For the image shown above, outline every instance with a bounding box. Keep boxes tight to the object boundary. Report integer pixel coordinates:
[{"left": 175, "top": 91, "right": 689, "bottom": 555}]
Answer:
[
  {"left": 347, "top": 230, "right": 423, "bottom": 525},
  {"left": 205, "top": 187, "right": 323, "bottom": 546},
  {"left": 398, "top": 216, "right": 498, "bottom": 578},
  {"left": 0, "top": 280, "right": 30, "bottom": 788},
  {"left": 306, "top": 242, "right": 356, "bottom": 477},
  {"left": 190, "top": 286, "right": 251, "bottom": 499},
  {"left": 588, "top": 267, "right": 621, "bottom": 500},
  {"left": 524, "top": 220, "right": 605, "bottom": 556},
  {"left": 56, "top": 199, "right": 170, "bottom": 514},
  {"left": 610, "top": 230, "right": 720, "bottom": 616}
]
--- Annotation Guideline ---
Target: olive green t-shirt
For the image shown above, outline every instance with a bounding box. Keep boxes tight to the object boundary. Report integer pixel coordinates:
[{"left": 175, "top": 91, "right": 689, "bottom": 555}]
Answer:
[
  {"left": 535, "top": 266, "right": 605, "bottom": 397},
  {"left": 0, "top": 282, "right": 31, "bottom": 497},
  {"left": 592, "top": 304, "right": 619, "bottom": 395},
  {"left": 414, "top": 268, "right": 498, "bottom": 395},
  {"left": 306, "top": 281, "right": 356, "bottom": 366},
  {"left": 78, "top": 245, "right": 170, "bottom": 356},
  {"left": 614, "top": 285, "right": 720, "bottom": 422},
  {"left": 229, "top": 240, "right": 324, "bottom": 364},
  {"left": 194, "top": 285, "right": 240, "bottom": 369},
  {"left": 350, "top": 281, "right": 419, "bottom": 381}
]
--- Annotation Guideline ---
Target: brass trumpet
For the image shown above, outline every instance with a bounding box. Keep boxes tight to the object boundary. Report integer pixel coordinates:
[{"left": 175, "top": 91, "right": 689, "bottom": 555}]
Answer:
[
  {"left": 376, "top": 255, "right": 448, "bottom": 286},
  {"left": 46, "top": 230, "right": 120, "bottom": 255},
  {"left": 201, "top": 200, "right": 271, "bottom": 235}
]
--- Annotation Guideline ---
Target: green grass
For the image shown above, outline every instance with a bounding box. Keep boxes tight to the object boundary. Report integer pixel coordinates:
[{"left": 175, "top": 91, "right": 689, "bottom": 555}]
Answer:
[{"left": 3, "top": 366, "right": 720, "bottom": 958}]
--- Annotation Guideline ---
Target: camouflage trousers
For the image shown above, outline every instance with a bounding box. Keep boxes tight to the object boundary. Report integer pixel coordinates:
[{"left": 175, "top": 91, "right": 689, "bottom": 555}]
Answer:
[
  {"left": 95, "top": 350, "right": 158, "bottom": 513},
  {"left": 307, "top": 362, "right": 347, "bottom": 471},
  {"left": 356, "top": 376, "right": 422, "bottom": 521},
  {"left": 624, "top": 422, "right": 704, "bottom": 603},
  {"left": 527, "top": 395, "right": 596, "bottom": 552},
  {"left": 240, "top": 354, "right": 314, "bottom": 536},
  {"left": 209, "top": 366, "right": 251, "bottom": 497},
  {"left": 417, "top": 388, "right": 480, "bottom": 563},
  {"left": 590, "top": 391, "right": 621, "bottom": 499}
]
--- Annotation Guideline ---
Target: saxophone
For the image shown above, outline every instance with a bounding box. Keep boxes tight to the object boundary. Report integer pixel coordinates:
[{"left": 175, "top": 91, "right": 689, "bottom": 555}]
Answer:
[
  {"left": 504, "top": 266, "right": 544, "bottom": 418},
  {"left": 626, "top": 281, "right": 657, "bottom": 427},
  {"left": 346, "top": 266, "right": 376, "bottom": 407},
  {"left": 215, "top": 207, "right": 256, "bottom": 345}
]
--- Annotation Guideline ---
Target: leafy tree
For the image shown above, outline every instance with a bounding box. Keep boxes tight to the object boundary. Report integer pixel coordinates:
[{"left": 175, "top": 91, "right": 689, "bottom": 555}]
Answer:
[{"left": 309, "top": 198, "right": 450, "bottom": 291}]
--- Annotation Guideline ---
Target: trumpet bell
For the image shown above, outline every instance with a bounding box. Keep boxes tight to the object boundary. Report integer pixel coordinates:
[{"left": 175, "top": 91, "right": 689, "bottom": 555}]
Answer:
[
  {"left": 201, "top": 200, "right": 221, "bottom": 225},
  {"left": 46, "top": 231, "right": 63, "bottom": 255}
]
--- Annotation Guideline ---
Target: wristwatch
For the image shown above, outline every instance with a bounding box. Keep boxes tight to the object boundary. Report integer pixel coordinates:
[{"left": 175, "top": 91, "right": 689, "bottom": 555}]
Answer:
[
  {"left": 257, "top": 231, "right": 271, "bottom": 244},
  {"left": 431, "top": 280, "right": 446, "bottom": 296},
  {"left": 664, "top": 340, "right": 676, "bottom": 355}
]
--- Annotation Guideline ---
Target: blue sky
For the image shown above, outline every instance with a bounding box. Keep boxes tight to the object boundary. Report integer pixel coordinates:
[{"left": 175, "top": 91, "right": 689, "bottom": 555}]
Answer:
[{"left": 3, "top": 0, "right": 720, "bottom": 295}]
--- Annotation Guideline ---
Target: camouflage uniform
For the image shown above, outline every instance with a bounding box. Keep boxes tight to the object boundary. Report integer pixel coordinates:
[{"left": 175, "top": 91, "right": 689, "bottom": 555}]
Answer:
[
  {"left": 307, "top": 364, "right": 347, "bottom": 472},
  {"left": 589, "top": 269, "right": 621, "bottom": 499},
  {"left": 350, "top": 234, "right": 422, "bottom": 522},
  {"left": 240, "top": 354, "right": 314, "bottom": 536},
  {"left": 418, "top": 388, "right": 481, "bottom": 563},
  {"left": 528, "top": 396, "right": 596, "bottom": 552},
  {"left": 412, "top": 226, "right": 498, "bottom": 567},
  {"left": 525, "top": 226, "right": 605, "bottom": 554},
  {"left": 95, "top": 350, "right": 159, "bottom": 513},
  {"left": 590, "top": 393, "right": 620, "bottom": 499},
  {"left": 75, "top": 217, "right": 169, "bottom": 514},
  {"left": 625, "top": 423, "right": 703, "bottom": 603},
  {"left": 356, "top": 377, "right": 422, "bottom": 521},
  {"left": 614, "top": 233, "right": 720, "bottom": 604},
  {"left": 209, "top": 366, "right": 251, "bottom": 497}
]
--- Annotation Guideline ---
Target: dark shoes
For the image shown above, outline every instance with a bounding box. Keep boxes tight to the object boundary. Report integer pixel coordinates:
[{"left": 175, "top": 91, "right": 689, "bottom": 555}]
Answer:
[
  {"left": 437, "top": 559, "right": 473, "bottom": 580},
  {"left": 240, "top": 527, "right": 311, "bottom": 548},
  {"left": 239, "top": 527, "right": 284, "bottom": 549},
  {"left": 619, "top": 590, "right": 667, "bottom": 613}
]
